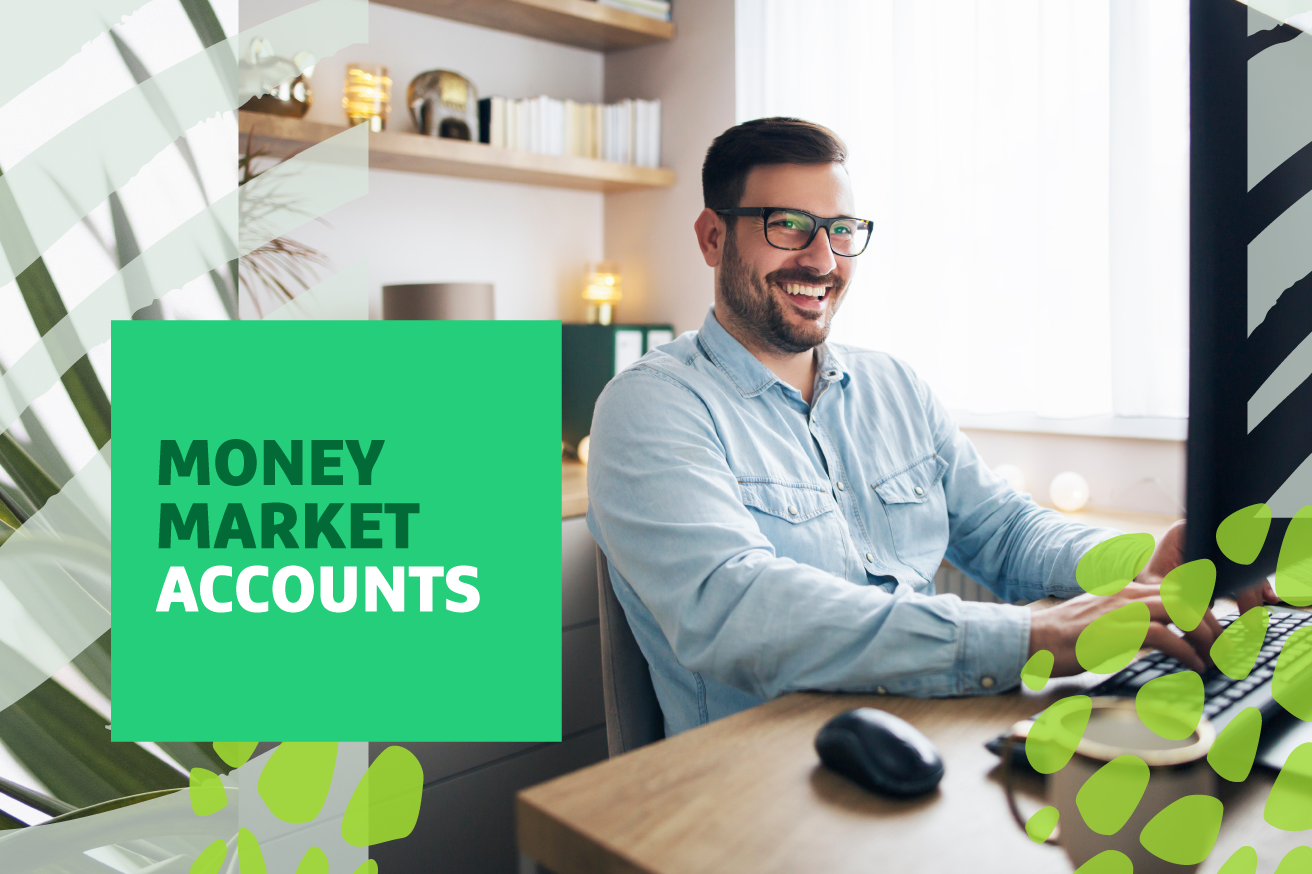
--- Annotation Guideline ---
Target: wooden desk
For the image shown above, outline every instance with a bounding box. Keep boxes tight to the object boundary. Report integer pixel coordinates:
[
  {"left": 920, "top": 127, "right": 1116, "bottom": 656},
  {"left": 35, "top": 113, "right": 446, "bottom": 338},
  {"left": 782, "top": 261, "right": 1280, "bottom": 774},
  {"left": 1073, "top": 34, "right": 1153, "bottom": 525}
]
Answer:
[{"left": 519, "top": 637, "right": 1296, "bottom": 874}]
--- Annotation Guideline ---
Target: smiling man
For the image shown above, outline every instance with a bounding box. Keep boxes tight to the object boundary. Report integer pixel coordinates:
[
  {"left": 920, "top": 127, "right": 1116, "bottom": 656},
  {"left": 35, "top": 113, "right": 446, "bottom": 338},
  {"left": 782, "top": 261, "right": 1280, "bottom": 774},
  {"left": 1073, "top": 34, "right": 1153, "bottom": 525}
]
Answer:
[{"left": 584, "top": 118, "right": 1228, "bottom": 737}]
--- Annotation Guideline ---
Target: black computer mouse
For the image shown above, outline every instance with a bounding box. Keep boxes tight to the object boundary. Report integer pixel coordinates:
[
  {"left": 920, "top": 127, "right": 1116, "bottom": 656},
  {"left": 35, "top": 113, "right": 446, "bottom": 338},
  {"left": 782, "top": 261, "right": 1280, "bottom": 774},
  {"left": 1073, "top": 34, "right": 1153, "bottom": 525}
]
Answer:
[{"left": 814, "top": 708, "right": 944, "bottom": 797}]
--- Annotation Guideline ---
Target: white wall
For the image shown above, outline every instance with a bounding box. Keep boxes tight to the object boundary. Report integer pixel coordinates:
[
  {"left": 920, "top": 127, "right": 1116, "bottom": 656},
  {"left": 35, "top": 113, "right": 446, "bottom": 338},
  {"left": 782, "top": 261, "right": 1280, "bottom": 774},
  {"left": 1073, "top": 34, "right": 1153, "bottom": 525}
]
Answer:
[
  {"left": 602, "top": 0, "right": 737, "bottom": 332},
  {"left": 963, "top": 429, "right": 1186, "bottom": 517},
  {"left": 240, "top": 1, "right": 606, "bottom": 319}
]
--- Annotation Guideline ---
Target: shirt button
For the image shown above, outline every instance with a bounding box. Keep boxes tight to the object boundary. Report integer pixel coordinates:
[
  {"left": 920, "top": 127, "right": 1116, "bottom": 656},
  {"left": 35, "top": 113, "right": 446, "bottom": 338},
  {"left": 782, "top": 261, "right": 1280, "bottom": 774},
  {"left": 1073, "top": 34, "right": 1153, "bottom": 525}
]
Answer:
[
  {"left": 876, "top": 686, "right": 888, "bottom": 695},
  {"left": 981, "top": 676, "right": 996, "bottom": 689},
  {"left": 836, "top": 482, "right": 845, "bottom": 491},
  {"left": 865, "top": 552, "right": 874, "bottom": 562},
  {"left": 787, "top": 505, "right": 798, "bottom": 516},
  {"left": 914, "top": 486, "right": 924, "bottom": 496}
]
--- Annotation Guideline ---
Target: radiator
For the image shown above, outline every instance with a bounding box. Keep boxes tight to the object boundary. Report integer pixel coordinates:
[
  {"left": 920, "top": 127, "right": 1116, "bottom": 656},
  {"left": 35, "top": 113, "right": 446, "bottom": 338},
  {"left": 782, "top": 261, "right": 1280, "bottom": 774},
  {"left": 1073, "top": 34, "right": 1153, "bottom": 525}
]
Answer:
[{"left": 933, "top": 560, "right": 1004, "bottom": 604}]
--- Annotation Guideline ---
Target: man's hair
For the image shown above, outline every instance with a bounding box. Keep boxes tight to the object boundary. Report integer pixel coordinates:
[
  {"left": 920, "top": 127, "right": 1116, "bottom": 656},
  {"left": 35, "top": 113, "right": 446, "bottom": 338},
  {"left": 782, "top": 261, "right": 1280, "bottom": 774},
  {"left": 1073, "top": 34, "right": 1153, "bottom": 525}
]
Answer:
[{"left": 701, "top": 117, "right": 847, "bottom": 209}]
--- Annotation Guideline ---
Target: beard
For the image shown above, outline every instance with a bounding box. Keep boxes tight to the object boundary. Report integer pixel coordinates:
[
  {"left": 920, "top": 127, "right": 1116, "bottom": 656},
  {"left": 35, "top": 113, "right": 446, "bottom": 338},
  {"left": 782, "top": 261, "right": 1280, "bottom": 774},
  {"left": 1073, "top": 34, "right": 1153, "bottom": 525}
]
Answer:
[{"left": 717, "top": 226, "right": 846, "bottom": 355}]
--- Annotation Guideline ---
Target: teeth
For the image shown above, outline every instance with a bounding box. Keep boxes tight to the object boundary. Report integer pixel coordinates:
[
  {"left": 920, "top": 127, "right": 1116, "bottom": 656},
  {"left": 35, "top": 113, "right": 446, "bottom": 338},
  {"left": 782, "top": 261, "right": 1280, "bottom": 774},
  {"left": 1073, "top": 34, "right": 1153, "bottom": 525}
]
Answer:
[{"left": 782, "top": 283, "right": 827, "bottom": 298}]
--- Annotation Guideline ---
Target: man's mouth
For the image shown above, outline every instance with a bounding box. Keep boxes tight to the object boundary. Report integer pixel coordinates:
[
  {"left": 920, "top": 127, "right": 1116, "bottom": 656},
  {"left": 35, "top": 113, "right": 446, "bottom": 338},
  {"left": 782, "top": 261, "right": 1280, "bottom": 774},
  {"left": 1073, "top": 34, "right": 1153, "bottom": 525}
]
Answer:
[{"left": 772, "top": 280, "right": 832, "bottom": 310}]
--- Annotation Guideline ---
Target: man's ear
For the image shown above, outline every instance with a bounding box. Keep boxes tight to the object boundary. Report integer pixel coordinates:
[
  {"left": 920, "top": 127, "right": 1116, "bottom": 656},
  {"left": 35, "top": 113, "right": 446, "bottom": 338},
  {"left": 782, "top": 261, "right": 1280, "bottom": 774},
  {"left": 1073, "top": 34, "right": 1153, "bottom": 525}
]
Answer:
[{"left": 694, "top": 208, "right": 726, "bottom": 268}]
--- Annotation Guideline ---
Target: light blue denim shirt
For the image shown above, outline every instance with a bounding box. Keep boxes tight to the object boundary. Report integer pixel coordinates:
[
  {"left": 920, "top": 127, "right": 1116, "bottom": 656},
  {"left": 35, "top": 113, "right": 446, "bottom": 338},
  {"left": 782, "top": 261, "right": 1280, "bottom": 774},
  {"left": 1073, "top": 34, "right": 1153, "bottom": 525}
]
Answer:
[{"left": 585, "top": 307, "right": 1117, "bottom": 737}]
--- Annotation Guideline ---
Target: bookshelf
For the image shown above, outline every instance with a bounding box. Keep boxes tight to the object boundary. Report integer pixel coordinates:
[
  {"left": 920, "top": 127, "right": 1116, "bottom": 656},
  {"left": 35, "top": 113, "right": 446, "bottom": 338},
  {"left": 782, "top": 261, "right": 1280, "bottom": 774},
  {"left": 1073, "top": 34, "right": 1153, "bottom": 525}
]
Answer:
[
  {"left": 372, "top": 0, "right": 673, "bottom": 52},
  {"left": 239, "top": 111, "right": 675, "bottom": 193}
]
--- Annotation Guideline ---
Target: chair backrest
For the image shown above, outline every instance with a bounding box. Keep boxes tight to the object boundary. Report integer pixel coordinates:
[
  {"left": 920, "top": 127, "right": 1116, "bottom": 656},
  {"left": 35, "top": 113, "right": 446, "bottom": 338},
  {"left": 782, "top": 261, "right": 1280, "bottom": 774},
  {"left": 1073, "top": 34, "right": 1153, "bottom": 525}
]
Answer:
[{"left": 596, "top": 546, "right": 665, "bottom": 756}]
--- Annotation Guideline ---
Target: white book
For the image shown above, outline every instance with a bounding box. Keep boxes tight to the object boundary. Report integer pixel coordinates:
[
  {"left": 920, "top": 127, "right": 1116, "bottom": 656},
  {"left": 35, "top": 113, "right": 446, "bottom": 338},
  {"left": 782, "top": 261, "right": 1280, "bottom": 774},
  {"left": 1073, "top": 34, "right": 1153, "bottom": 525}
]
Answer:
[
  {"left": 565, "top": 100, "right": 578, "bottom": 157},
  {"left": 492, "top": 96, "right": 505, "bottom": 149},
  {"left": 650, "top": 98, "right": 661, "bottom": 167},
  {"left": 598, "top": 0, "right": 671, "bottom": 20}
]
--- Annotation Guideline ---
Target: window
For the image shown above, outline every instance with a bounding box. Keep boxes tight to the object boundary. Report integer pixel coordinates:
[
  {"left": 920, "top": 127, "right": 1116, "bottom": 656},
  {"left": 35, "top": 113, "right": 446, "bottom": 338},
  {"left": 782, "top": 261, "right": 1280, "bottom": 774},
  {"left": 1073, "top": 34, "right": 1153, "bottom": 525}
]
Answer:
[{"left": 736, "top": 0, "right": 1190, "bottom": 422}]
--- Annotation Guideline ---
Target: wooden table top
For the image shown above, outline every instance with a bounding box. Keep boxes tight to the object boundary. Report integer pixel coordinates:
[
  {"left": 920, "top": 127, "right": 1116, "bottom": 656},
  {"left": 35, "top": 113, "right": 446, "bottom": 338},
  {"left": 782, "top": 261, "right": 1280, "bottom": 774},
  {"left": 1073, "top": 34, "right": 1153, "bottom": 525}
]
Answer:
[{"left": 519, "top": 612, "right": 1299, "bottom": 874}]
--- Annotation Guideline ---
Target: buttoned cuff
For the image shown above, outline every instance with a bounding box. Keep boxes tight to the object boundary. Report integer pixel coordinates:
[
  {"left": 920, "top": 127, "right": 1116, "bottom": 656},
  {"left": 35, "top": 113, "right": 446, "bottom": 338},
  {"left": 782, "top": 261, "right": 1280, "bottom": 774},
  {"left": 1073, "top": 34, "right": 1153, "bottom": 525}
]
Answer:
[{"left": 957, "top": 601, "right": 1032, "bottom": 694}]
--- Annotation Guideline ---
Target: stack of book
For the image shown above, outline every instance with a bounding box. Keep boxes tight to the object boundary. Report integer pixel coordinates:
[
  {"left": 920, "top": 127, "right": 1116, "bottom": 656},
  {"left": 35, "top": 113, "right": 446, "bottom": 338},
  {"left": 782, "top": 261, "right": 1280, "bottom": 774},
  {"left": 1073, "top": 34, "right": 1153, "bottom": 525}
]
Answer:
[
  {"left": 478, "top": 97, "right": 662, "bottom": 168},
  {"left": 598, "top": 0, "right": 671, "bottom": 21}
]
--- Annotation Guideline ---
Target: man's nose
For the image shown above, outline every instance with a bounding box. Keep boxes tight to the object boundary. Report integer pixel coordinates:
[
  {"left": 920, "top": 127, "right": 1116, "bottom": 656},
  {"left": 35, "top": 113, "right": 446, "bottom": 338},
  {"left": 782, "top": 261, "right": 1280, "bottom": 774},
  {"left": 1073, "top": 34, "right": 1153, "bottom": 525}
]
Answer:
[{"left": 795, "top": 227, "right": 838, "bottom": 275}]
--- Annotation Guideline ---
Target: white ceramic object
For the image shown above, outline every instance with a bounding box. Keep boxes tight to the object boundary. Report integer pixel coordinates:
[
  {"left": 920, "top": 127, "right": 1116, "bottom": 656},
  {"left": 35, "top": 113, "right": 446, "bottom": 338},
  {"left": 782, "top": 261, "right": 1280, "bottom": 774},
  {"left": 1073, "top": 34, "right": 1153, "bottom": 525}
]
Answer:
[{"left": 1050, "top": 471, "right": 1091, "bottom": 511}]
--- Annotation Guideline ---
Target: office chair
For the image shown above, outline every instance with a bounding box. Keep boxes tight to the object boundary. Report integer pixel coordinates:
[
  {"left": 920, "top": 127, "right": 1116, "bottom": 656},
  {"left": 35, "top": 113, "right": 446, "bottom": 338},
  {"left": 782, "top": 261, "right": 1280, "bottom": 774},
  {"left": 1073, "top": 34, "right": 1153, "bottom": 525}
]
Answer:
[{"left": 596, "top": 546, "right": 665, "bottom": 756}]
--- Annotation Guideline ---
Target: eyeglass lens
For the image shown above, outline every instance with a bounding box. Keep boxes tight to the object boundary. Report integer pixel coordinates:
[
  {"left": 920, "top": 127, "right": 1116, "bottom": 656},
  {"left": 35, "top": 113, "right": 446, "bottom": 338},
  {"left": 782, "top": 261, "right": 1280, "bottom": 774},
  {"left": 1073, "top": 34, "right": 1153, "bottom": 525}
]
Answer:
[{"left": 765, "top": 209, "right": 870, "bottom": 255}]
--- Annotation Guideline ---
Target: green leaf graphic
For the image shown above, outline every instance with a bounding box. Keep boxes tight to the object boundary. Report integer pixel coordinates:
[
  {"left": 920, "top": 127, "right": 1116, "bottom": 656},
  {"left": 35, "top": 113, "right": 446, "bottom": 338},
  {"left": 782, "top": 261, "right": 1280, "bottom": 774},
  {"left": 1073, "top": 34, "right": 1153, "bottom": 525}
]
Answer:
[
  {"left": 258, "top": 742, "right": 338, "bottom": 823},
  {"left": 1026, "top": 696, "right": 1092, "bottom": 775},
  {"left": 190, "top": 839, "right": 228, "bottom": 874},
  {"left": 188, "top": 767, "right": 226, "bottom": 816},
  {"left": 1265, "top": 742, "right": 1312, "bottom": 831},
  {"left": 1076, "top": 533, "right": 1155, "bottom": 596},
  {"left": 1218, "top": 845, "right": 1258, "bottom": 874},
  {"left": 1273, "top": 627, "right": 1312, "bottom": 720},
  {"left": 342, "top": 745, "right": 424, "bottom": 846},
  {"left": 1217, "top": 504, "right": 1272, "bottom": 565},
  {"left": 1276, "top": 507, "right": 1312, "bottom": 606},
  {"left": 1025, "top": 805, "right": 1058, "bottom": 842},
  {"left": 1276, "top": 845, "right": 1312, "bottom": 874},
  {"left": 1212, "top": 607, "right": 1270, "bottom": 681},
  {"left": 1076, "top": 602, "right": 1151, "bottom": 674},
  {"left": 1135, "top": 670, "right": 1203, "bottom": 740},
  {"left": 1021, "top": 650, "right": 1054, "bottom": 691},
  {"left": 1160, "top": 559, "right": 1216, "bottom": 632},
  {"left": 237, "top": 828, "right": 267, "bottom": 874},
  {"left": 294, "top": 847, "right": 329, "bottom": 874},
  {"left": 1075, "top": 754, "right": 1148, "bottom": 835},
  {"left": 1139, "top": 794, "right": 1223, "bottom": 864},
  {"left": 214, "top": 742, "right": 259, "bottom": 769},
  {"left": 352, "top": 861, "right": 379, "bottom": 874},
  {"left": 1208, "top": 707, "right": 1262, "bottom": 783},
  {"left": 1073, "top": 849, "right": 1132, "bottom": 874}
]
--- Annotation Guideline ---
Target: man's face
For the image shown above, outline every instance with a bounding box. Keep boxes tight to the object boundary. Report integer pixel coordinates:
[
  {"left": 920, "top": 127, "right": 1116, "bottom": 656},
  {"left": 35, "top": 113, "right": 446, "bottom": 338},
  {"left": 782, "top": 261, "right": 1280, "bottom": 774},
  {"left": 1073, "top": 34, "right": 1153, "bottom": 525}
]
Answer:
[{"left": 717, "top": 162, "right": 858, "bottom": 355}]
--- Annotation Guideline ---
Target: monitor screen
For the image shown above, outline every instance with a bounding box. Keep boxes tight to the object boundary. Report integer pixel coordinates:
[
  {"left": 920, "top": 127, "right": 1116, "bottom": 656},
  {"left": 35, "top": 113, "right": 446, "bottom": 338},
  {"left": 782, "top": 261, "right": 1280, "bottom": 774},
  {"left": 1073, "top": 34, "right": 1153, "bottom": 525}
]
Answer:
[{"left": 1187, "top": 0, "right": 1312, "bottom": 598}]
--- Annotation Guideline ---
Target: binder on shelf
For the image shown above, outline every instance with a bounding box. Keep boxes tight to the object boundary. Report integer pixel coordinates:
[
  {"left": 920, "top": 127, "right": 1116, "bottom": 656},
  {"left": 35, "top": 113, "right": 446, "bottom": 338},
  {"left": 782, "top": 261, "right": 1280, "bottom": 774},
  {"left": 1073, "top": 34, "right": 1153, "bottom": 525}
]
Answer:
[{"left": 562, "top": 322, "right": 676, "bottom": 447}]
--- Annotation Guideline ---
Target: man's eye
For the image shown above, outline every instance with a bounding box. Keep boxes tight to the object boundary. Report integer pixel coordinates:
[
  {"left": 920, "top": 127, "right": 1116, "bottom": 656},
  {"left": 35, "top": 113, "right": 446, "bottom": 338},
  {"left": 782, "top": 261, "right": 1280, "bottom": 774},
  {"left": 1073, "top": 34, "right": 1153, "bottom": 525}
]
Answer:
[{"left": 832, "top": 224, "right": 852, "bottom": 235}]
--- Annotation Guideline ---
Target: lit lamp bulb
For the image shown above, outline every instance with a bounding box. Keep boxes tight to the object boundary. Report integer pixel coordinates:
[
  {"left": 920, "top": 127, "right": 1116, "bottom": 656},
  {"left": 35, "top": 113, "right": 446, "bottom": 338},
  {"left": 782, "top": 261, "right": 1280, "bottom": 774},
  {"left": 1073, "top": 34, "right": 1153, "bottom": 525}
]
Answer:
[
  {"left": 577, "top": 435, "right": 590, "bottom": 465},
  {"left": 993, "top": 463, "right": 1026, "bottom": 492},
  {"left": 583, "top": 263, "right": 622, "bottom": 326},
  {"left": 343, "top": 63, "right": 391, "bottom": 131},
  {"left": 1050, "top": 471, "right": 1091, "bottom": 512}
]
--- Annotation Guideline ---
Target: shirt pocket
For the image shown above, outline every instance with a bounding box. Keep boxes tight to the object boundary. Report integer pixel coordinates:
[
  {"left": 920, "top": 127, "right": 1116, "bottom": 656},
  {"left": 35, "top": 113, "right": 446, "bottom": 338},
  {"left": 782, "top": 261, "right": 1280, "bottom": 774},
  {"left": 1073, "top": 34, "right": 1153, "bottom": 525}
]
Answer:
[
  {"left": 871, "top": 454, "right": 950, "bottom": 581},
  {"left": 737, "top": 478, "right": 846, "bottom": 576}
]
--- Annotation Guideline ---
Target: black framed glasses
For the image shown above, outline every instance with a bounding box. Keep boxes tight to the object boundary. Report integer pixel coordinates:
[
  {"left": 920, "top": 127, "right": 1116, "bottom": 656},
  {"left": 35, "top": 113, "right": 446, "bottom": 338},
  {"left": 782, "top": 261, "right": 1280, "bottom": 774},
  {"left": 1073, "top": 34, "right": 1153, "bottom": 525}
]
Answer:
[{"left": 715, "top": 207, "right": 872, "bottom": 257}]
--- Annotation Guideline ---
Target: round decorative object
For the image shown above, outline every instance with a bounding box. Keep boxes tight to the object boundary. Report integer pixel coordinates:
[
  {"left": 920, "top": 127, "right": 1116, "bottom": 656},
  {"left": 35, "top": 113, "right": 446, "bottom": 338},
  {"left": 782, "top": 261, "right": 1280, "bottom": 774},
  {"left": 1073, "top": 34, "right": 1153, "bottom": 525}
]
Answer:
[
  {"left": 577, "top": 436, "right": 591, "bottom": 465},
  {"left": 407, "top": 70, "right": 479, "bottom": 140},
  {"left": 382, "top": 283, "right": 494, "bottom": 320},
  {"left": 993, "top": 463, "right": 1026, "bottom": 492},
  {"left": 238, "top": 38, "right": 315, "bottom": 118},
  {"left": 1050, "top": 471, "right": 1092, "bottom": 512}
]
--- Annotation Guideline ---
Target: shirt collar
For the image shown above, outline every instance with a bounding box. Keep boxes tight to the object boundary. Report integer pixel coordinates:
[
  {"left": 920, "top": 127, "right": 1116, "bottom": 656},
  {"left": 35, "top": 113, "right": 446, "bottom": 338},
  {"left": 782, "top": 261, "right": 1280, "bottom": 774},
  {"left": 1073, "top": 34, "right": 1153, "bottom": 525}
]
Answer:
[{"left": 697, "top": 306, "right": 850, "bottom": 397}]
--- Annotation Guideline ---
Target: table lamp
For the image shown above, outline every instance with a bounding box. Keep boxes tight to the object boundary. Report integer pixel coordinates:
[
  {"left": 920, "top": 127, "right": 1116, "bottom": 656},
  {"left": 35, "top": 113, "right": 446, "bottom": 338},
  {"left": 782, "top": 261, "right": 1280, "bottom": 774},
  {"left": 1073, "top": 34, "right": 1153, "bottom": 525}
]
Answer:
[
  {"left": 343, "top": 63, "right": 391, "bottom": 131},
  {"left": 583, "top": 263, "right": 622, "bottom": 325}
]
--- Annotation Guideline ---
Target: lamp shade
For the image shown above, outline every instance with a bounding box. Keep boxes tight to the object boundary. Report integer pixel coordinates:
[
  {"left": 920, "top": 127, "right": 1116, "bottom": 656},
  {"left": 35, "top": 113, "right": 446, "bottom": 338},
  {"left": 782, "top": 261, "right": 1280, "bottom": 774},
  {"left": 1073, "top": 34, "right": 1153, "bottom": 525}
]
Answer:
[{"left": 382, "top": 283, "right": 494, "bottom": 320}]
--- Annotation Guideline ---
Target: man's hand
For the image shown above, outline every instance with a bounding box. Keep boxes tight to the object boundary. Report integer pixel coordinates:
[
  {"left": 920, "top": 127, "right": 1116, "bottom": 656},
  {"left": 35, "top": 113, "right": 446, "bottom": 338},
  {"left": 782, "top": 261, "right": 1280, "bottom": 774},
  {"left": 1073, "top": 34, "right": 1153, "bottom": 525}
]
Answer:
[
  {"left": 1135, "top": 518, "right": 1279, "bottom": 615},
  {"left": 1028, "top": 582, "right": 1220, "bottom": 675}
]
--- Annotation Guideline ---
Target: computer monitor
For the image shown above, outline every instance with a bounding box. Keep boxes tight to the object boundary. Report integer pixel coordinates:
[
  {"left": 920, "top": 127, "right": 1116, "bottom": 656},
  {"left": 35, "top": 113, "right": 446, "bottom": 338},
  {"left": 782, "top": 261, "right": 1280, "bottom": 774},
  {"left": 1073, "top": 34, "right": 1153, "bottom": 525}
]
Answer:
[{"left": 1186, "top": 0, "right": 1312, "bottom": 597}]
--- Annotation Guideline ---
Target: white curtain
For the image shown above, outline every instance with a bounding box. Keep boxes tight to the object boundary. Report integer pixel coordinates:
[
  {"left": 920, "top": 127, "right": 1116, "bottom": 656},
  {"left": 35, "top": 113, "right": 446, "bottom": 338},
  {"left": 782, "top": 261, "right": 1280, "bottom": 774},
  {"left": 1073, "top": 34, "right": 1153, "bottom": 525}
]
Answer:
[{"left": 736, "top": 0, "right": 1189, "bottom": 419}]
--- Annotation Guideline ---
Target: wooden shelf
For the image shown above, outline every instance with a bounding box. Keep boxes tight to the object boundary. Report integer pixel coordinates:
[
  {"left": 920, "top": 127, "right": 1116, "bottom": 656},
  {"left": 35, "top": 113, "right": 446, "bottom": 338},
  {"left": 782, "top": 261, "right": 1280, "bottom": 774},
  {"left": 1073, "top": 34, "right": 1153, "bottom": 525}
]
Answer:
[
  {"left": 373, "top": 0, "right": 672, "bottom": 52},
  {"left": 239, "top": 111, "right": 675, "bottom": 193}
]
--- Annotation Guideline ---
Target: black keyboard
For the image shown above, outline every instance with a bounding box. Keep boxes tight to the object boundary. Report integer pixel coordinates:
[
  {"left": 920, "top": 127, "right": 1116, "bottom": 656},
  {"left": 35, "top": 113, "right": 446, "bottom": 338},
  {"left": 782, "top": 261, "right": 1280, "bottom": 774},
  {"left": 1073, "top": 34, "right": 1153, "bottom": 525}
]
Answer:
[{"left": 987, "top": 608, "right": 1312, "bottom": 769}]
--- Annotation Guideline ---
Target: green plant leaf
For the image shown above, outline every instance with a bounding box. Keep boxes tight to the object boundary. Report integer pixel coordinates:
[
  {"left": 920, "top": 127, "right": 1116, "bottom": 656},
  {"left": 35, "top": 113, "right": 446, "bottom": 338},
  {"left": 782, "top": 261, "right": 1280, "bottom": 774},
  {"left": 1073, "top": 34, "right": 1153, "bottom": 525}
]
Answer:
[
  {"left": 0, "top": 431, "right": 61, "bottom": 511},
  {"left": 71, "top": 630, "right": 111, "bottom": 701},
  {"left": 0, "top": 670, "right": 186, "bottom": 808}
]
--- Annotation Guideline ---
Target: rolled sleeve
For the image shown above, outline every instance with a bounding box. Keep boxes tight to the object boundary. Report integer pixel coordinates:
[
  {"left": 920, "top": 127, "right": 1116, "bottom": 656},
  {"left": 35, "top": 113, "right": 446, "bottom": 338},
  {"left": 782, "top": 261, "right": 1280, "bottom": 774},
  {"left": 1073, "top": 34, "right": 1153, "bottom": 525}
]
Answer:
[{"left": 588, "top": 366, "right": 1035, "bottom": 701}]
